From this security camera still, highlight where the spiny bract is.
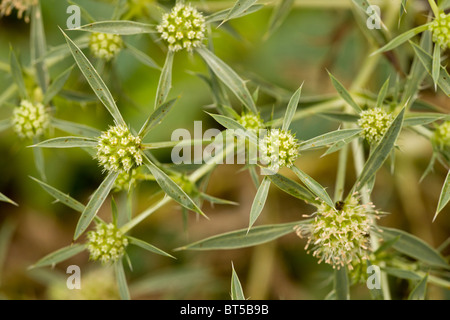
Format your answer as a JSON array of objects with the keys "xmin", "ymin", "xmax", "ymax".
[
  {"xmin": 87, "ymin": 223, "xmax": 128, "ymax": 264},
  {"xmin": 89, "ymin": 32, "xmax": 123, "ymax": 61},
  {"xmin": 295, "ymin": 197, "xmax": 377, "ymax": 270},
  {"xmin": 11, "ymin": 100, "xmax": 50, "ymax": 139},
  {"xmin": 96, "ymin": 125, "xmax": 143, "ymax": 173},
  {"xmin": 156, "ymin": 2, "xmax": 206, "ymax": 52},
  {"xmin": 259, "ymin": 129, "xmax": 300, "ymax": 170},
  {"xmin": 357, "ymin": 107, "xmax": 393, "ymax": 145},
  {"xmin": 429, "ymin": 12, "xmax": 450, "ymax": 49}
]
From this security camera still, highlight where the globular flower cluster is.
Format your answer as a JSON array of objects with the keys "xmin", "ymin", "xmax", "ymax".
[
  {"xmin": 113, "ymin": 168, "xmax": 138, "ymax": 192},
  {"xmin": 11, "ymin": 100, "xmax": 50, "ymax": 139},
  {"xmin": 259, "ymin": 129, "xmax": 300, "ymax": 170},
  {"xmin": 96, "ymin": 125, "xmax": 143, "ymax": 173},
  {"xmin": 357, "ymin": 108, "xmax": 393, "ymax": 145},
  {"xmin": 89, "ymin": 32, "xmax": 123, "ymax": 61},
  {"xmin": 87, "ymin": 223, "xmax": 128, "ymax": 264},
  {"xmin": 156, "ymin": 3, "xmax": 206, "ymax": 52},
  {"xmin": 429, "ymin": 12, "xmax": 450, "ymax": 49},
  {"xmin": 0, "ymin": 0, "xmax": 37, "ymax": 22},
  {"xmin": 295, "ymin": 197, "xmax": 376, "ymax": 269},
  {"xmin": 238, "ymin": 112, "xmax": 264, "ymax": 132},
  {"xmin": 433, "ymin": 121, "xmax": 450, "ymax": 148}
]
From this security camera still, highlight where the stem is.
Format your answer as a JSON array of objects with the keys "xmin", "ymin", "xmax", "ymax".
[
  {"xmin": 428, "ymin": 0, "xmax": 440, "ymax": 17},
  {"xmin": 334, "ymin": 143, "xmax": 348, "ymax": 203}
]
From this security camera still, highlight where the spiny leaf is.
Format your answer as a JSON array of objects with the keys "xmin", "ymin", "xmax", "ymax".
[
  {"xmin": 139, "ymin": 98, "xmax": 177, "ymax": 139},
  {"xmin": 282, "ymin": 83, "xmax": 303, "ymax": 131},
  {"xmin": 31, "ymin": 136, "xmax": 98, "ymax": 148},
  {"xmin": 231, "ymin": 262, "xmax": 245, "ymax": 300},
  {"xmin": 248, "ymin": 177, "xmax": 271, "ymax": 231},
  {"xmin": 403, "ymin": 113, "xmax": 445, "ymax": 127},
  {"xmin": 30, "ymin": 176, "xmax": 85, "ymax": 213},
  {"xmin": 124, "ymin": 42, "xmax": 160, "ymax": 70},
  {"xmin": 43, "ymin": 65, "xmax": 74, "ymax": 105},
  {"xmin": 196, "ymin": 47, "xmax": 257, "ymax": 114},
  {"xmin": 175, "ymin": 220, "xmax": 308, "ymax": 251},
  {"xmin": 50, "ymin": 118, "xmax": 101, "ymax": 138},
  {"xmin": 32, "ymin": 137, "xmax": 46, "ymax": 181},
  {"xmin": 60, "ymin": 28, "xmax": 126, "ymax": 125},
  {"xmin": 328, "ymin": 72, "xmax": 361, "ymax": 113},
  {"xmin": 265, "ymin": 0, "xmax": 294, "ymax": 39},
  {"xmin": 74, "ymin": 171, "xmax": 119, "ymax": 240},
  {"xmin": 115, "ymin": 259, "xmax": 131, "ymax": 300},
  {"xmin": 376, "ymin": 77, "xmax": 390, "ymax": 109},
  {"xmin": 220, "ymin": 0, "xmax": 258, "ymax": 26},
  {"xmin": 266, "ymin": 173, "xmax": 318, "ymax": 205},
  {"xmin": 206, "ymin": 4, "xmax": 263, "ymax": 23},
  {"xmin": 0, "ymin": 192, "xmax": 17, "ymax": 206},
  {"xmin": 377, "ymin": 227, "xmax": 449, "ymax": 270},
  {"xmin": 408, "ymin": 274, "xmax": 428, "ymax": 300},
  {"xmin": 154, "ymin": 51, "xmax": 174, "ymax": 109},
  {"xmin": 31, "ymin": 3, "xmax": 49, "ymax": 92},
  {"xmin": 29, "ymin": 244, "xmax": 85, "ymax": 269},
  {"xmin": 433, "ymin": 170, "xmax": 450, "ymax": 222},
  {"xmin": 292, "ymin": 166, "xmax": 334, "ymax": 208},
  {"xmin": 74, "ymin": 20, "xmax": 155, "ymax": 34},
  {"xmin": 298, "ymin": 128, "xmax": 362, "ymax": 151},
  {"xmin": 9, "ymin": 47, "xmax": 28, "ymax": 100},
  {"xmin": 128, "ymin": 236, "xmax": 175, "ymax": 259},
  {"xmin": 207, "ymin": 113, "xmax": 258, "ymax": 146}
]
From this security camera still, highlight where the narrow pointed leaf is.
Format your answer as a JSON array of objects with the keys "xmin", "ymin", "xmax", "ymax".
[
  {"xmin": 196, "ymin": 47, "xmax": 257, "ymax": 113},
  {"xmin": 31, "ymin": 3, "xmax": 49, "ymax": 92},
  {"xmin": 248, "ymin": 177, "xmax": 271, "ymax": 230},
  {"xmin": 220, "ymin": 0, "xmax": 258, "ymax": 26},
  {"xmin": 206, "ymin": 4, "xmax": 263, "ymax": 23},
  {"xmin": 155, "ymin": 51, "xmax": 174, "ymax": 109},
  {"xmin": 43, "ymin": 65, "xmax": 74, "ymax": 105},
  {"xmin": 432, "ymin": 45, "xmax": 441, "ymax": 91},
  {"xmin": 32, "ymin": 137, "xmax": 46, "ymax": 181},
  {"xmin": 60, "ymin": 28, "xmax": 126, "ymax": 125},
  {"xmin": 231, "ymin": 262, "xmax": 245, "ymax": 300},
  {"xmin": 376, "ymin": 77, "xmax": 390, "ymax": 109},
  {"xmin": 377, "ymin": 227, "xmax": 449, "ymax": 269},
  {"xmin": 298, "ymin": 128, "xmax": 362, "ymax": 151},
  {"xmin": 115, "ymin": 260, "xmax": 131, "ymax": 300},
  {"xmin": 9, "ymin": 48, "xmax": 28, "ymax": 100},
  {"xmin": 334, "ymin": 268, "xmax": 350, "ymax": 300},
  {"xmin": 176, "ymin": 220, "xmax": 309, "ymax": 251},
  {"xmin": 143, "ymin": 156, "xmax": 207, "ymax": 218},
  {"xmin": 266, "ymin": 0, "xmax": 294, "ymax": 39},
  {"xmin": 354, "ymin": 108, "xmax": 405, "ymax": 191},
  {"xmin": 371, "ymin": 24, "xmax": 430, "ymax": 55},
  {"xmin": 328, "ymin": 72, "xmax": 361, "ymax": 113},
  {"xmin": 200, "ymin": 192, "xmax": 238, "ymax": 206},
  {"xmin": 32, "ymin": 136, "xmax": 98, "ymax": 148},
  {"xmin": 128, "ymin": 236, "xmax": 175, "ymax": 259},
  {"xmin": 207, "ymin": 113, "xmax": 257, "ymax": 145},
  {"xmin": 0, "ymin": 192, "xmax": 17, "ymax": 206},
  {"xmin": 282, "ymin": 84, "xmax": 303, "ymax": 131},
  {"xmin": 74, "ymin": 21, "xmax": 155, "ymax": 34},
  {"xmin": 404, "ymin": 113, "xmax": 445, "ymax": 127},
  {"xmin": 30, "ymin": 244, "xmax": 85, "ymax": 269},
  {"xmin": 51, "ymin": 118, "xmax": 101, "ymax": 138},
  {"xmin": 30, "ymin": 176, "xmax": 85, "ymax": 213},
  {"xmin": 292, "ymin": 166, "xmax": 334, "ymax": 208},
  {"xmin": 381, "ymin": 267, "xmax": 422, "ymax": 281},
  {"xmin": 267, "ymin": 173, "xmax": 318, "ymax": 205},
  {"xmin": 139, "ymin": 98, "xmax": 177, "ymax": 139},
  {"xmin": 408, "ymin": 274, "xmax": 428, "ymax": 300},
  {"xmin": 125, "ymin": 43, "xmax": 160, "ymax": 70},
  {"xmin": 411, "ymin": 41, "xmax": 450, "ymax": 96},
  {"xmin": 433, "ymin": 170, "xmax": 450, "ymax": 222},
  {"xmin": 74, "ymin": 171, "xmax": 119, "ymax": 240}
]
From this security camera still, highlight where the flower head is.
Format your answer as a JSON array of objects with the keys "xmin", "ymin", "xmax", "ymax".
[
  {"xmin": 429, "ymin": 12, "xmax": 450, "ymax": 49},
  {"xmin": 0, "ymin": 0, "xmax": 37, "ymax": 22},
  {"xmin": 295, "ymin": 197, "xmax": 377, "ymax": 269},
  {"xmin": 259, "ymin": 129, "xmax": 300, "ymax": 170},
  {"xmin": 96, "ymin": 125, "xmax": 143, "ymax": 173},
  {"xmin": 433, "ymin": 121, "xmax": 450, "ymax": 149},
  {"xmin": 87, "ymin": 223, "xmax": 128, "ymax": 264},
  {"xmin": 11, "ymin": 100, "xmax": 50, "ymax": 139},
  {"xmin": 357, "ymin": 107, "xmax": 393, "ymax": 145},
  {"xmin": 89, "ymin": 32, "xmax": 123, "ymax": 61},
  {"xmin": 238, "ymin": 112, "xmax": 264, "ymax": 132},
  {"xmin": 156, "ymin": 2, "xmax": 206, "ymax": 52}
]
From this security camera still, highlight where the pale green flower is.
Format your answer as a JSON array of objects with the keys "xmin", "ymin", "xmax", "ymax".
[
  {"xmin": 156, "ymin": 2, "xmax": 206, "ymax": 52},
  {"xmin": 87, "ymin": 223, "xmax": 129, "ymax": 264},
  {"xmin": 96, "ymin": 125, "xmax": 143, "ymax": 173},
  {"xmin": 11, "ymin": 100, "xmax": 50, "ymax": 139},
  {"xmin": 433, "ymin": 121, "xmax": 450, "ymax": 148},
  {"xmin": 259, "ymin": 129, "xmax": 300, "ymax": 170},
  {"xmin": 89, "ymin": 32, "xmax": 123, "ymax": 61},
  {"xmin": 357, "ymin": 107, "xmax": 393, "ymax": 145},
  {"xmin": 237, "ymin": 112, "xmax": 264, "ymax": 132},
  {"xmin": 429, "ymin": 12, "xmax": 450, "ymax": 49}
]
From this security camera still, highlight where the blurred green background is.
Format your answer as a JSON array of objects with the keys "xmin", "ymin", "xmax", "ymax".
[{"xmin": 0, "ymin": 0, "xmax": 448, "ymax": 299}]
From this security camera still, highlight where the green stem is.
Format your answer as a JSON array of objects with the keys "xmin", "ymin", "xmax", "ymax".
[
  {"xmin": 334, "ymin": 143, "xmax": 348, "ymax": 203},
  {"xmin": 428, "ymin": 0, "xmax": 440, "ymax": 17}
]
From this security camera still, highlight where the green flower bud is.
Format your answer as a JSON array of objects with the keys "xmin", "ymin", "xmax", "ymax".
[
  {"xmin": 429, "ymin": 12, "xmax": 450, "ymax": 49},
  {"xmin": 357, "ymin": 108, "xmax": 393, "ymax": 145},
  {"xmin": 238, "ymin": 112, "xmax": 264, "ymax": 132},
  {"xmin": 259, "ymin": 129, "xmax": 300, "ymax": 170}
]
